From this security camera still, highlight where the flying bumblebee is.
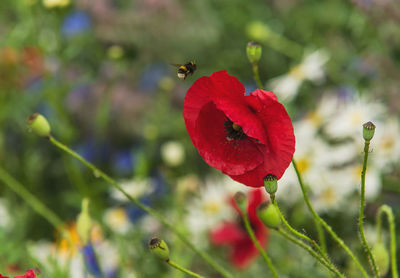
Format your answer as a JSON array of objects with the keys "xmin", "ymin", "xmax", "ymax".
[{"xmin": 171, "ymin": 61, "xmax": 197, "ymax": 80}]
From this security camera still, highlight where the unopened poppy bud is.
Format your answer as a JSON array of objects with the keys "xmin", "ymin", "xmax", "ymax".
[
  {"xmin": 264, "ymin": 174, "xmax": 277, "ymax": 195},
  {"xmin": 148, "ymin": 237, "xmax": 170, "ymax": 261},
  {"xmin": 77, "ymin": 198, "xmax": 92, "ymax": 245},
  {"xmin": 233, "ymin": 191, "xmax": 247, "ymax": 212},
  {"xmin": 257, "ymin": 202, "xmax": 281, "ymax": 229},
  {"xmin": 246, "ymin": 41, "xmax": 262, "ymax": 64},
  {"xmin": 27, "ymin": 113, "xmax": 51, "ymax": 137},
  {"xmin": 362, "ymin": 121, "xmax": 376, "ymax": 142},
  {"xmin": 372, "ymin": 242, "xmax": 389, "ymax": 276}
]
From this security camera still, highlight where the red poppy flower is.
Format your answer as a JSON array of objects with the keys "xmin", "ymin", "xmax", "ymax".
[
  {"xmin": 0, "ymin": 269, "xmax": 37, "ymax": 278},
  {"xmin": 183, "ymin": 71, "xmax": 295, "ymax": 187},
  {"xmin": 14, "ymin": 270, "xmax": 37, "ymax": 278},
  {"xmin": 210, "ymin": 188, "xmax": 269, "ymax": 268}
]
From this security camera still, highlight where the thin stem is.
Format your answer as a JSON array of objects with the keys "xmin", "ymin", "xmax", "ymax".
[
  {"xmin": 241, "ymin": 211, "xmax": 279, "ymax": 277},
  {"xmin": 359, "ymin": 141, "xmax": 380, "ymax": 277},
  {"xmin": 270, "ymin": 195, "xmax": 329, "ymax": 264},
  {"xmin": 276, "ymin": 228, "xmax": 345, "ymax": 278},
  {"xmin": 376, "ymin": 205, "xmax": 398, "ymax": 278},
  {"xmin": 291, "ymin": 160, "xmax": 327, "ymax": 255},
  {"xmin": 0, "ymin": 166, "xmax": 64, "ymax": 230},
  {"xmin": 47, "ymin": 136, "xmax": 233, "ymax": 278},
  {"xmin": 167, "ymin": 260, "xmax": 205, "ymax": 278},
  {"xmin": 292, "ymin": 159, "xmax": 370, "ymax": 278},
  {"xmin": 0, "ymin": 166, "xmax": 73, "ymax": 248},
  {"xmin": 252, "ymin": 63, "xmax": 265, "ymax": 90}
]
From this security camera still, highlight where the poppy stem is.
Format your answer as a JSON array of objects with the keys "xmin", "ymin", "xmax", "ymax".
[
  {"xmin": 359, "ymin": 141, "xmax": 380, "ymax": 277},
  {"xmin": 252, "ymin": 63, "xmax": 265, "ymax": 90},
  {"xmin": 291, "ymin": 159, "xmax": 370, "ymax": 278},
  {"xmin": 241, "ymin": 210, "xmax": 279, "ymax": 277},
  {"xmin": 275, "ymin": 228, "xmax": 345, "ymax": 277},
  {"xmin": 270, "ymin": 195, "xmax": 330, "ymax": 265},
  {"xmin": 376, "ymin": 205, "xmax": 398, "ymax": 278},
  {"xmin": 167, "ymin": 260, "xmax": 205, "ymax": 278},
  {"xmin": 47, "ymin": 136, "xmax": 234, "ymax": 278},
  {"xmin": 0, "ymin": 166, "xmax": 73, "ymax": 250}
]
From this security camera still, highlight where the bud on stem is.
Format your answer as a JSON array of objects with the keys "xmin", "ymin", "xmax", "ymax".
[
  {"xmin": 264, "ymin": 174, "xmax": 278, "ymax": 196},
  {"xmin": 246, "ymin": 41, "xmax": 262, "ymax": 64},
  {"xmin": 148, "ymin": 237, "xmax": 170, "ymax": 261},
  {"xmin": 257, "ymin": 202, "xmax": 281, "ymax": 229},
  {"xmin": 362, "ymin": 121, "xmax": 376, "ymax": 142},
  {"xmin": 27, "ymin": 113, "xmax": 51, "ymax": 138},
  {"xmin": 77, "ymin": 198, "xmax": 92, "ymax": 245},
  {"xmin": 233, "ymin": 191, "xmax": 247, "ymax": 212}
]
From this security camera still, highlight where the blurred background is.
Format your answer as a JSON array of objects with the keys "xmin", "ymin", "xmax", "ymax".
[{"xmin": 0, "ymin": 0, "xmax": 399, "ymax": 277}]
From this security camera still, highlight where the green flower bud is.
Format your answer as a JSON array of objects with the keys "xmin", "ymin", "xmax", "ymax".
[
  {"xmin": 233, "ymin": 191, "xmax": 247, "ymax": 212},
  {"xmin": 27, "ymin": 113, "xmax": 51, "ymax": 138},
  {"xmin": 372, "ymin": 242, "xmax": 389, "ymax": 276},
  {"xmin": 246, "ymin": 41, "xmax": 262, "ymax": 64},
  {"xmin": 363, "ymin": 121, "xmax": 376, "ymax": 142},
  {"xmin": 77, "ymin": 198, "xmax": 92, "ymax": 245},
  {"xmin": 257, "ymin": 202, "xmax": 281, "ymax": 229},
  {"xmin": 264, "ymin": 174, "xmax": 278, "ymax": 195},
  {"xmin": 148, "ymin": 237, "xmax": 170, "ymax": 261}
]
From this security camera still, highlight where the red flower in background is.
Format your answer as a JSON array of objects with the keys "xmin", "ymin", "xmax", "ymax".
[
  {"xmin": 183, "ymin": 71, "xmax": 295, "ymax": 187},
  {"xmin": 0, "ymin": 269, "xmax": 37, "ymax": 278},
  {"xmin": 14, "ymin": 270, "xmax": 37, "ymax": 278},
  {"xmin": 210, "ymin": 189, "xmax": 269, "ymax": 268}
]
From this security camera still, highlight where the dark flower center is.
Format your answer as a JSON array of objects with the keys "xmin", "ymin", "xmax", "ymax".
[{"xmin": 224, "ymin": 118, "xmax": 247, "ymax": 141}]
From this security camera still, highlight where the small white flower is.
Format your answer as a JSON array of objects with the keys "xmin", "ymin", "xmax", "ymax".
[
  {"xmin": 160, "ymin": 141, "xmax": 185, "ymax": 167},
  {"xmin": 271, "ymin": 50, "xmax": 330, "ymax": 100},
  {"xmin": 185, "ymin": 176, "xmax": 242, "ymax": 244},
  {"xmin": 110, "ymin": 178, "xmax": 154, "ymax": 202},
  {"xmin": 324, "ymin": 96, "xmax": 385, "ymax": 139},
  {"xmin": 103, "ymin": 207, "xmax": 132, "ymax": 234}
]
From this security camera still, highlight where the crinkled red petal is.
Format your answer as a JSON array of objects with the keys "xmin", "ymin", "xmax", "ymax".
[{"xmin": 195, "ymin": 102, "xmax": 263, "ymax": 175}]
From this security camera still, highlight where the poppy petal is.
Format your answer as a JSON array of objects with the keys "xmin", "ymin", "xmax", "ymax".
[{"xmin": 195, "ymin": 102, "xmax": 263, "ymax": 175}]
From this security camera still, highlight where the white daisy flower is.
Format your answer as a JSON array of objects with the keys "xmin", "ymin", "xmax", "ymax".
[
  {"xmin": 110, "ymin": 178, "xmax": 155, "ymax": 202},
  {"xmin": 160, "ymin": 140, "xmax": 185, "ymax": 167},
  {"xmin": 271, "ymin": 50, "xmax": 330, "ymax": 101},
  {"xmin": 103, "ymin": 207, "xmax": 132, "ymax": 234}
]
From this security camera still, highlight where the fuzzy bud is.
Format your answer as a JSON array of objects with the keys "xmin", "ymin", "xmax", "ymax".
[
  {"xmin": 264, "ymin": 174, "xmax": 278, "ymax": 195},
  {"xmin": 372, "ymin": 242, "xmax": 389, "ymax": 276},
  {"xmin": 233, "ymin": 191, "xmax": 247, "ymax": 212},
  {"xmin": 148, "ymin": 237, "xmax": 170, "ymax": 261},
  {"xmin": 362, "ymin": 121, "xmax": 376, "ymax": 142},
  {"xmin": 257, "ymin": 202, "xmax": 281, "ymax": 229},
  {"xmin": 77, "ymin": 198, "xmax": 92, "ymax": 245},
  {"xmin": 27, "ymin": 113, "xmax": 51, "ymax": 137},
  {"xmin": 246, "ymin": 41, "xmax": 262, "ymax": 64}
]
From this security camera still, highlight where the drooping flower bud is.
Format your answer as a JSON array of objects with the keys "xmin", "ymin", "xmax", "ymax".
[
  {"xmin": 148, "ymin": 237, "xmax": 170, "ymax": 261},
  {"xmin": 77, "ymin": 198, "xmax": 92, "ymax": 245},
  {"xmin": 372, "ymin": 242, "xmax": 389, "ymax": 276},
  {"xmin": 233, "ymin": 191, "xmax": 247, "ymax": 212},
  {"xmin": 362, "ymin": 121, "xmax": 376, "ymax": 142},
  {"xmin": 27, "ymin": 113, "xmax": 51, "ymax": 138},
  {"xmin": 257, "ymin": 202, "xmax": 281, "ymax": 229},
  {"xmin": 246, "ymin": 41, "xmax": 262, "ymax": 64},
  {"xmin": 264, "ymin": 174, "xmax": 278, "ymax": 195}
]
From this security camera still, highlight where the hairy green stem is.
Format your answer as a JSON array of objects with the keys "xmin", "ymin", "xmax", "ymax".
[
  {"xmin": 241, "ymin": 210, "xmax": 279, "ymax": 277},
  {"xmin": 276, "ymin": 228, "xmax": 345, "ymax": 277},
  {"xmin": 376, "ymin": 205, "xmax": 398, "ymax": 278},
  {"xmin": 270, "ymin": 195, "xmax": 330, "ymax": 265},
  {"xmin": 167, "ymin": 260, "xmax": 205, "ymax": 278},
  {"xmin": 359, "ymin": 141, "xmax": 380, "ymax": 277},
  {"xmin": 252, "ymin": 63, "xmax": 265, "ymax": 90},
  {"xmin": 291, "ymin": 159, "xmax": 369, "ymax": 278},
  {"xmin": 291, "ymin": 160, "xmax": 328, "ymax": 255},
  {"xmin": 48, "ymin": 136, "xmax": 233, "ymax": 278}
]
